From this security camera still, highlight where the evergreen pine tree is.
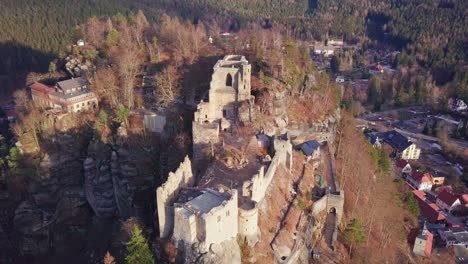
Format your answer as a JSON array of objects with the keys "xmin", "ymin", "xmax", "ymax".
[{"xmin": 125, "ymin": 226, "xmax": 154, "ymax": 264}]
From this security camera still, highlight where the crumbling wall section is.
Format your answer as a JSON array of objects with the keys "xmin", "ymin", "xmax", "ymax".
[
  {"xmin": 251, "ymin": 137, "xmax": 293, "ymax": 203},
  {"xmin": 192, "ymin": 122, "xmax": 220, "ymax": 162},
  {"xmin": 156, "ymin": 156, "xmax": 194, "ymax": 238}
]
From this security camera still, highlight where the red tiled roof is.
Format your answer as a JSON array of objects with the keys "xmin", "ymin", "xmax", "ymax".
[
  {"xmin": 437, "ymin": 190, "xmax": 459, "ymax": 206},
  {"xmin": 410, "ymin": 171, "xmax": 432, "ymax": 184},
  {"xmin": 413, "ymin": 191, "xmax": 445, "ymax": 223},
  {"xmin": 396, "ymin": 159, "xmax": 409, "ymax": 169},
  {"xmin": 435, "ymin": 185, "xmax": 453, "ymax": 194},
  {"xmin": 413, "ymin": 190, "xmax": 426, "ymax": 200},
  {"xmin": 425, "ymin": 230, "xmax": 433, "ymax": 257},
  {"xmin": 30, "ymin": 82, "xmax": 54, "ymax": 97},
  {"xmin": 461, "ymin": 194, "xmax": 468, "ymax": 205}
]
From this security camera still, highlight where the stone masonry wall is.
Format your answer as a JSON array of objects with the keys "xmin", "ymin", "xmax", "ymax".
[
  {"xmin": 251, "ymin": 137, "xmax": 292, "ymax": 203},
  {"xmin": 156, "ymin": 156, "xmax": 194, "ymax": 238}
]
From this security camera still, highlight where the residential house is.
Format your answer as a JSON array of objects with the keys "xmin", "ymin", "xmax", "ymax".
[
  {"xmin": 365, "ymin": 132, "xmax": 382, "ymax": 148},
  {"xmin": 30, "ymin": 82, "xmax": 55, "ymax": 108},
  {"xmin": 369, "ymin": 64, "xmax": 384, "ymax": 74},
  {"xmin": 30, "ymin": 77, "xmax": 98, "ymax": 113},
  {"xmin": 300, "ymin": 140, "xmax": 321, "ymax": 161},
  {"xmin": 335, "ymin": 76, "xmax": 345, "ymax": 83},
  {"xmin": 438, "ymin": 228, "xmax": 468, "ymax": 247},
  {"xmin": 429, "ymin": 171, "xmax": 446, "ymax": 186},
  {"xmin": 448, "ymin": 98, "xmax": 468, "ymax": 112},
  {"xmin": 436, "ymin": 191, "xmax": 462, "ymax": 213},
  {"xmin": 460, "ymin": 194, "xmax": 468, "ymax": 208},
  {"xmin": 328, "ymin": 39, "xmax": 344, "ymax": 46},
  {"xmin": 313, "ymin": 45, "xmax": 334, "ymax": 57},
  {"xmin": 435, "ymin": 185, "xmax": 453, "ymax": 194},
  {"xmin": 413, "ymin": 190, "xmax": 445, "ymax": 224},
  {"xmin": 407, "ymin": 171, "xmax": 433, "ymax": 191},
  {"xmin": 413, "ymin": 223, "xmax": 433, "ymax": 257},
  {"xmin": 396, "ymin": 159, "xmax": 412, "ymax": 175},
  {"xmin": 77, "ymin": 39, "xmax": 85, "ymax": 47},
  {"xmin": 381, "ymin": 130, "xmax": 421, "ymax": 160}
]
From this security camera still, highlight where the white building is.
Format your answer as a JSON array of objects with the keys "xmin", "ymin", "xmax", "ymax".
[
  {"xmin": 173, "ymin": 188, "xmax": 239, "ymax": 248},
  {"xmin": 407, "ymin": 171, "xmax": 433, "ymax": 191}
]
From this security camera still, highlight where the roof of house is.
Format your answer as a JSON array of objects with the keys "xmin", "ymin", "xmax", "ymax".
[
  {"xmin": 413, "ymin": 190, "xmax": 445, "ymax": 223},
  {"xmin": 415, "ymin": 228, "xmax": 433, "ymax": 257},
  {"xmin": 410, "ymin": 171, "xmax": 432, "ymax": 184},
  {"xmin": 301, "ymin": 140, "xmax": 321, "ymax": 157},
  {"xmin": 381, "ymin": 130, "xmax": 413, "ymax": 152},
  {"xmin": 435, "ymin": 185, "xmax": 453, "ymax": 194},
  {"xmin": 439, "ymin": 228, "xmax": 468, "ymax": 243},
  {"xmin": 57, "ymin": 77, "xmax": 88, "ymax": 92},
  {"xmin": 396, "ymin": 159, "xmax": 410, "ymax": 169},
  {"xmin": 461, "ymin": 194, "xmax": 468, "ymax": 205},
  {"xmin": 437, "ymin": 190, "xmax": 460, "ymax": 206},
  {"xmin": 365, "ymin": 132, "xmax": 381, "ymax": 145},
  {"xmin": 30, "ymin": 82, "xmax": 54, "ymax": 94}
]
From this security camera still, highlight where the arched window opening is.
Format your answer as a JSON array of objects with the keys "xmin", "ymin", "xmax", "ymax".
[{"xmin": 226, "ymin": 73, "xmax": 233, "ymax": 87}]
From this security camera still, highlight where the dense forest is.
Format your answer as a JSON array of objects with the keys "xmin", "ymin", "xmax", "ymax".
[{"xmin": 0, "ymin": 0, "xmax": 466, "ymax": 92}]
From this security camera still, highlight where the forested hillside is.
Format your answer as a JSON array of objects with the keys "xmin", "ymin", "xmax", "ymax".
[
  {"xmin": 0, "ymin": 0, "xmax": 134, "ymax": 74},
  {"xmin": 0, "ymin": 0, "xmax": 466, "ymax": 88}
]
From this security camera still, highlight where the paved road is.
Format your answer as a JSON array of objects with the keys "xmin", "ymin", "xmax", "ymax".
[{"xmin": 356, "ymin": 118, "xmax": 468, "ymax": 150}]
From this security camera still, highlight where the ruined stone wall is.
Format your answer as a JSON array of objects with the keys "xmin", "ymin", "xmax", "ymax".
[
  {"xmin": 251, "ymin": 137, "xmax": 293, "ymax": 203},
  {"xmin": 192, "ymin": 122, "xmax": 220, "ymax": 162},
  {"xmin": 156, "ymin": 156, "xmax": 194, "ymax": 238},
  {"xmin": 173, "ymin": 207, "xmax": 197, "ymax": 244},
  {"xmin": 200, "ymin": 189, "xmax": 238, "ymax": 248}
]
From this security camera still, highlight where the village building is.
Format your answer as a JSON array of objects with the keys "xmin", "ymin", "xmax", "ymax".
[
  {"xmin": 300, "ymin": 140, "xmax": 321, "ymax": 161},
  {"xmin": 448, "ymin": 98, "xmax": 468, "ymax": 112},
  {"xmin": 438, "ymin": 228, "xmax": 468, "ymax": 247},
  {"xmin": 437, "ymin": 191, "xmax": 462, "ymax": 213},
  {"xmin": 407, "ymin": 171, "xmax": 433, "ymax": 191},
  {"xmin": 429, "ymin": 171, "xmax": 446, "ymax": 186},
  {"xmin": 30, "ymin": 77, "xmax": 98, "ymax": 113},
  {"xmin": 368, "ymin": 64, "xmax": 384, "ymax": 74},
  {"xmin": 365, "ymin": 132, "xmax": 383, "ymax": 148},
  {"xmin": 77, "ymin": 39, "xmax": 85, "ymax": 47},
  {"xmin": 413, "ymin": 190, "xmax": 445, "ymax": 224},
  {"xmin": 313, "ymin": 45, "xmax": 335, "ymax": 57},
  {"xmin": 328, "ymin": 39, "xmax": 344, "ymax": 46},
  {"xmin": 335, "ymin": 76, "xmax": 345, "ymax": 83},
  {"xmin": 396, "ymin": 159, "xmax": 412, "ymax": 175},
  {"xmin": 413, "ymin": 223, "xmax": 433, "ymax": 257},
  {"xmin": 381, "ymin": 130, "xmax": 421, "ymax": 160}
]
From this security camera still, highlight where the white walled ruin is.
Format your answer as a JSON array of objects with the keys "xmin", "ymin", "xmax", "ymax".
[{"xmin": 156, "ymin": 156, "xmax": 195, "ymax": 238}]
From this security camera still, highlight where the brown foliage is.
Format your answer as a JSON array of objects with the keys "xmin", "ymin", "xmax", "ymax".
[
  {"xmin": 158, "ymin": 15, "xmax": 208, "ymax": 64},
  {"xmin": 155, "ymin": 64, "xmax": 180, "ymax": 107},
  {"xmin": 336, "ymin": 112, "xmax": 411, "ymax": 262},
  {"xmin": 103, "ymin": 251, "xmax": 115, "ymax": 264}
]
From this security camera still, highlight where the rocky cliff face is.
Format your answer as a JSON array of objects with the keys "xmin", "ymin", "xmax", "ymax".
[
  {"xmin": 84, "ymin": 129, "xmax": 154, "ymax": 221},
  {"xmin": 9, "ymin": 128, "xmax": 156, "ymax": 260},
  {"xmin": 12, "ymin": 133, "xmax": 92, "ymax": 258}
]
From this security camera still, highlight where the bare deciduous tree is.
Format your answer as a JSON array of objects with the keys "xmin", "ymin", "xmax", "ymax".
[{"xmin": 155, "ymin": 64, "xmax": 179, "ymax": 107}]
